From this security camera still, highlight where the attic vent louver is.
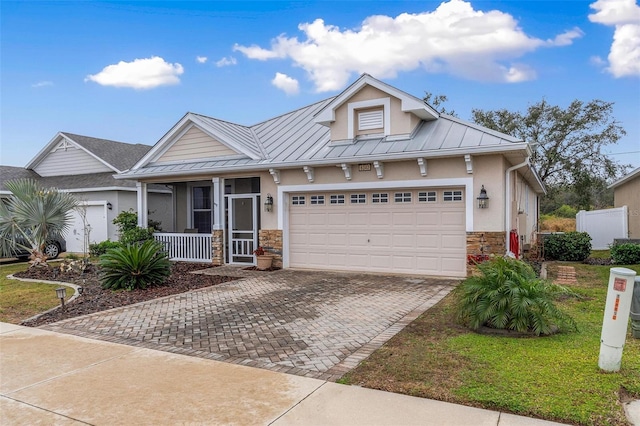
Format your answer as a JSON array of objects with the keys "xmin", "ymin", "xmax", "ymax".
[{"xmin": 358, "ymin": 110, "xmax": 383, "ymax": 130}]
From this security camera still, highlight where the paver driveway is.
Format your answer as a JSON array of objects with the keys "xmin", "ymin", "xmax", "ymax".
[{"xmin": 42, "ymin": 267, "xmax": 458, "ymax": 381}]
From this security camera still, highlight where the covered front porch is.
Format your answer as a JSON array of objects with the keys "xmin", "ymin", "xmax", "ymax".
[{"xmin": 136, "ymin": 176, "xmax": 277, "ymax": 265}]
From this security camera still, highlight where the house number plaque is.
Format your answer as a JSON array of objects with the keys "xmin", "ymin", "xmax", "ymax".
[{"xmin": 358, "ymin": 163, "xmax": 372, "ymax": 172}]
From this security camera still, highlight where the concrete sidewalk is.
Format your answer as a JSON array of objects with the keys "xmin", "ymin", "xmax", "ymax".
[{"xmin": 0, "ymin": 323, "xmax": 568, "ymax": 426}]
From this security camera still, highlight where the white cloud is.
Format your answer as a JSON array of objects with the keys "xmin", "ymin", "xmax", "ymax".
[
  {"xmin": 31, "ymin": 81, "xmax": 53, "ymax": 88},
  {"xmin": 233, "ymin": 0, "xmax": 582, "ymax": 91},
  {"xmin": 589, "ymin": 0, "xmax": 640, "ymax": 77},
  {"xmin": 215, "ymin": 56, "xmax": 237, "ymax": 67},
  {"xmin": 85, "ymin": 56, "xmax": 184, "ymax": 89},
  {"xmin": 196, "ymin": 56, "xmax": 208, "ymax": 64},
  {"xmin": 271, "ymin": 72, "xmax": 300, "ymax": 95}
]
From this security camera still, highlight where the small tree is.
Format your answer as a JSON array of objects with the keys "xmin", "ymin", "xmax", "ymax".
[
  {"xmin": 0, "ymin": 179, "xmax": 78, "ymax": 267},
  {"xmin": 112, "ymin": 209, "xmax": 160, "ymax": 245}
]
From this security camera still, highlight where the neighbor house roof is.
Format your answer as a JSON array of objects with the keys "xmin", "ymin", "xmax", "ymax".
[
  {"xmin": 608, "ymin": 166, "xmax": 640, "ymax": 189},
  {"xmin": 25, "ymin": 132, "xmax": 152, "ymax": 173}
]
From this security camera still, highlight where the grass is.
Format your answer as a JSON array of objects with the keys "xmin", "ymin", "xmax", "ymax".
[
  {"xmin": 0, "ymin": 262, "xmax": 74, "ymax": 324},
  {"xmin": 340, "ymin": 262, "xmax": 640, "ymax": 426},
  {"xmin": 540, "ymin": 216, "xmax": 576, "ymax": 232}
]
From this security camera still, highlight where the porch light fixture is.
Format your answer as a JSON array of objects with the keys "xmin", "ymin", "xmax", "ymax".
[
  {"xmin": 55, "ymin": 287, "xmax": 67, "ymax": 309},
  {"xmin": 106, "ymin": 202, "xmax": 113, "ymax": 210},
  {"xmin": 264, "ymin": 194, "xmax": 274, "ymax": 213},
  {"xmin": 77, "ymin": 286, "xmax": 84, "ymax": 295},
  {"xmin": 477, "ymin": 185, "xmax": 489, "ymax": 209}
]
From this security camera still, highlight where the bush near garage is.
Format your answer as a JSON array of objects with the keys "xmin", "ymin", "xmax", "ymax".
[
  {"xmin": 610, "ymin": 243, "xmax": 640, "ymax": 265},
  {"xmin": 543, "ymin": 232, "xmax": 592, "ymax": 261}
]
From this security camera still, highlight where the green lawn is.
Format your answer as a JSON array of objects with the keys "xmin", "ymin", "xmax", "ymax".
[
  {"xmin": 340, "ymin": 262, "xmax": 640, "ymax": 426},
  {"xmin": 0, "ymin": 262, "xmax": 73, "ymax": 324}
]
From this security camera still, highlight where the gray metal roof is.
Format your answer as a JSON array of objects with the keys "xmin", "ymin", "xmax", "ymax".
[
  {"xmin": 62, "ymin": 132, "xmax": 152, "ymax": 172},
  {"xmin": 122, "ymin": 97, "xmax": 526, "ymax": 180}
]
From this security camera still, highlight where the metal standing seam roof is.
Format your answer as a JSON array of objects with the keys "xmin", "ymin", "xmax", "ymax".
[{"xmin": 120, "ymin": 96, "xmax": 527, "ymax": 179}]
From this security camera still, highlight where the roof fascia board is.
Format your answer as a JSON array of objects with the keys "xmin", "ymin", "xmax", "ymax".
[
  {"xmin": 116, "ymin": 143, "xmax": 531, "ymax": 180},
  {"xmin": 608, "ymin": 166, "xmax": 640, "ymax": 189},
  {"xmin": 131, "ymin": 113, "xmax": 193, "ymax": 170},
  {"xmin": 314, "ymin": 74, "xmax": 439, "ymax": 125},
  {"xmin": 189, "ymin": 115, "xmax": 262, "ymax": 160}
]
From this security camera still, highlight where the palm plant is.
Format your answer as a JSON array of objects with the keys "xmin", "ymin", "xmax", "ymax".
[
  {"xmin": 99, "ymin": 240, "xmax": 171, "ymax": 291},
  {"xmin": 0, "ymin": 179, "xmax": 78, "ymax": 267},
  {"xmin": 456, "ymin": 257, "xmax": 577, "ymax": 336}
]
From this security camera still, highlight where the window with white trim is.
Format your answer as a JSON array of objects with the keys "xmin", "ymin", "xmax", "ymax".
[
  {"xmin": 191, "ymin": 186, "xmax": 212, "ymax": 233},
  {"xmin": 310, "ymin": 195, "xmax": 325, "ymax": 205},
  {"xmin": 291, "ymin": 195, "xmax": 306, "ymax": 205},
  {"xmin": 358, "ymin": 109, "xmax": 384, "ymax": 131},
  {"xmin": 350, "ymin": 193, "xmax": 367, "ymax": 204},
  {"xmin": 394, "ymin": 192, "xmax": 412, "ymax": 203},
  {"xmin": 443, "ymin": 190, "xmax": 463, "ymax": 202},
  {"xmin": 372, "ymin": 193, "xmax": 389, "ymax": 203},
  {"xmin": 418, "ymin": 191, "xmax": 437, "ymax": 202},
  {"xmin": 330, "ymin": 194, "xmax": 345, "ymax": 205}
]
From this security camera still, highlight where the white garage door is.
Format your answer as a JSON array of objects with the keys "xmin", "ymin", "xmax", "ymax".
[
  {"xmin": 65, "ymin": 204, "xmax": 109, "ymax": 253},
  {"xmin": 289, "ymin": 189, "xmax": 466, "ymax": 277}
]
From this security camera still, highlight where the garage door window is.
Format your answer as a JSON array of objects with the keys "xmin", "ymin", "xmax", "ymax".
[
  {"xmin": 350, "ymin": 193, "xmax": 367, "ymax": 204},
  {"xmin": 292, "ymin": 195, "xmax": 306, "ymax": 205},
  {"xmin": 418, "ymin": 191, "xmax": 437, "ymax": 202},
  {"xmin": 330, "ymin": 194, "xmax": 345, "ymax": 205},
  {"xmin": 443, "ymin": 190, "xmax": 463, "ymax": 202},
  {"xmin": 310, "ymin": 195, "xmax": 325, "ymax": 205},
  {"xmin": 394, "ymin": 192, "xmax": 412, "ymax": 203},
  {"xmin": 372, "ymin": 193, "xmax": 389, "ymax": 203}
]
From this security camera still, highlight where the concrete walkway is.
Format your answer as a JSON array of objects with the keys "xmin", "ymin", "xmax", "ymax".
[{"xmin": 0, "ymin": 323, "xmax": 569, "ymax": 426}]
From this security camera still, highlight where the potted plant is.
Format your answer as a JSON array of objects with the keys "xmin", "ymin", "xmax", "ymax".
[{"xmin": 253, "ymin": 246, "xmax": 273, "ymax": 270}]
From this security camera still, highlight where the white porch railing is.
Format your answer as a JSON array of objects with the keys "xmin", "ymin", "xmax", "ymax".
[{"xmin": 153, "ymin": 232, "xmax": 213, "ymax": 263}]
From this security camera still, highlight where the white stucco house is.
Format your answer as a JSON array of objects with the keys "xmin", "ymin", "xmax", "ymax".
[
  {"xmin": 0, "ymin": 132, "xmax": 173, "ymax": 253},
  {"xmin": 118, "ymin": 74, "xmax": 544, "ymax": 277}
]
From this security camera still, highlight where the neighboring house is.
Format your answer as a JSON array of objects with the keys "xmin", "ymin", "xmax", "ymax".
[
  {"xmin": 609, "ymin": 166, "xmax": 640, "ymax": 239},
  {"xmin": 1, "ymin": 132, "xmax": 173, "ymax": 253},
  {"xmin": 118, "ymin": 74, "xmax": 544, "ymax": 277}
]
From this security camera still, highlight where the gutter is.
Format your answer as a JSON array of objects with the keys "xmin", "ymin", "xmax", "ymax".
[{"xmin": 505, "ymin": 157, "xmax": 530, "ymax": 256}]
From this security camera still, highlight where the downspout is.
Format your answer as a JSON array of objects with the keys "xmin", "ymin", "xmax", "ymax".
[{"xmin": 505, "ymin": 157, "xmax": 529, "ymax": 255}]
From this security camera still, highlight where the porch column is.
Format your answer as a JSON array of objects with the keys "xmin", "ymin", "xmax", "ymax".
[
  {"xmin": 212, "ymin": 177, "xmax": 223, "ymax": 230},
  {"xmin": 136, "ymin": 181, "xmax": 148, "ymax": 227},
  {"xmin": 211, "ymin": 177, "xmax": 225, "ymax": 265}
]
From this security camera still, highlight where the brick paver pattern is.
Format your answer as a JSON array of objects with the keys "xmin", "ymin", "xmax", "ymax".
[{"xmin": 42, "ymin": 267, "xmax": 457, "ymax": 381}]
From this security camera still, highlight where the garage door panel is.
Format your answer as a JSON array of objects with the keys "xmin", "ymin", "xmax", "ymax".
[
  {"xmin": 441, "ymin": 211, "xmax": 465, "ymax": 226},
  {"xmin": 328, "ymin": 213, "xmax": 348, "ymax": 225},
  {"xmin": 392, "ymin": 234, "xmax": 415, "ymax": 248},
  {"xmin": 289, "ymin": 188, "xmax": 466, "ymax": 277}
]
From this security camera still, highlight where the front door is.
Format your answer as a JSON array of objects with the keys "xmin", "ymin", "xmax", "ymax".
[{"xmin": 226, "ymin": 194, "xmax": 258, "ymax": 264}]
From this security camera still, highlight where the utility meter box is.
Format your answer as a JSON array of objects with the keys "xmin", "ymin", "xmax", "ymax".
[{"xmin": 598, "ymin": 267, "xmax": 637, "ymax": 372}]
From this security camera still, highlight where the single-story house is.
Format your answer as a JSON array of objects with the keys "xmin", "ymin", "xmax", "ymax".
[
  {"xmin": 609, "ymin": 166, "xmax": 640, "ymax": 239},
  {"xmin": 0, "ymin": 132, "xmax": 173, "ymax": 253},
  {"xmin": 118, "ymin": 74, "xmax": 544, "ymax": 277}
]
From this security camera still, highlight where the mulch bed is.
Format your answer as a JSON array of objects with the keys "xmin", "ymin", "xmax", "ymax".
[{"xmin": 16, "ymin": 262, "xmax": 238, "ymax": 327}]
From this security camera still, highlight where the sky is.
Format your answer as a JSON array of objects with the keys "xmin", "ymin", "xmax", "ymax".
[{"xmin": 1, "ymin": 0, "xmax": 639, "ymax": 173}]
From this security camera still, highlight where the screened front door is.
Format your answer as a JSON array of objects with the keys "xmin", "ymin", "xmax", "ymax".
[{"xmin": 227, "ymin": 195, "xmax": 258, "ymax": 264}]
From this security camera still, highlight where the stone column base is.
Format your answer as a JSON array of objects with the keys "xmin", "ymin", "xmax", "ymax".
[
  {"xmin": 212, "ymin": 229, "xmax": 224, "ymax": 266},
  {"xmin": 259, "ymin": 229, "xmax": 283, "ymax": 268}
]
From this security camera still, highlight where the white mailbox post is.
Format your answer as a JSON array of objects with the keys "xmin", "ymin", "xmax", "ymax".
[{"xmin": 598, "ymin": 267, "xmax": 637, "ymax": 372}]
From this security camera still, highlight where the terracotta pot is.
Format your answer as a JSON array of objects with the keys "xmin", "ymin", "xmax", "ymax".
[{"xmin": 256, "ymin": 255, "xmax": 273, "ymax": 270}]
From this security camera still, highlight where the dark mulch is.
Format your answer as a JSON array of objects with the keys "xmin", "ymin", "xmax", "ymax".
[
  {"xmin": 17, "ymin": 262, "xmax": 238, "ymax": 327},
  {"xmin": 243, "ymin": 266, "xmax": 282, "ymax": 272},
  {"xmin": 583, "ymin": 257, "xmax": 614, "ymax": 265}
]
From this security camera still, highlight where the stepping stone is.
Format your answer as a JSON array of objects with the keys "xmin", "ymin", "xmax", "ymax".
[{"xmin": 554, "ymin": 265, "xmax": 577, "ymax": 284}]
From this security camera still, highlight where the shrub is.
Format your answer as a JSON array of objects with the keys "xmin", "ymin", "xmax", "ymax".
[
  {"xmin": 99, "ymin": 240, "xmax": 171, "ymax": 291},
  {"xmin": 553, "ymin": 204, "xmax": 578, "ymax": 218},
  {"xmin": 456, "ymin": 257, "xmax": 577, "ymax": 336},
  {"xmin": 543, "ymin": 232, "xmax": 592, "ymax": 261},
  {"xmin": 89, "ymin": 240, "xmax": 121, "ymax": 257},
  {"xmin": 610, "ymin": 243, "xmax": 640, "ymax": 265},
  {"xmin": 113, "ymin": 210, "xmax": 160, "ymax": 245}
]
